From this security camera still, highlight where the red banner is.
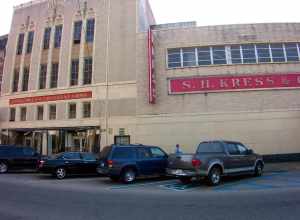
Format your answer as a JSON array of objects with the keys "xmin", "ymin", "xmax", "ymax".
[
  {"xmin": 10, "ymin": 91, "xmax": 92, "ymax": 105},
  {"xmin": 169, "ymin": 73, "xmax": 300, "ymax": 94},
  {"xmin": 148, "ymin": 26, "xmax": 156, "ymax": 104}
]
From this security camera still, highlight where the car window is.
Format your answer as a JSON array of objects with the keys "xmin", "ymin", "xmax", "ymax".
[
  {"xmin": 63, "ymin": 152, "xmax": 81, "ymax": 160},
  {"xmin": 150, "ymin": 147, "xmax": 166, "ymax": 158},
  {"xmin": 99, "ymin": 146, "xmax": 112, "ymax": 159},
  {"xmin": 226, "ymin": 143, "xmax": 240, "ymax": 155},
  {"xmin": 23, "ymin": 148, "xmax": 35, "ymax": 156},
  {"xmin": 112, "ymin": 148, "xmax": 135, "ymax": 159},
  {"xmin": 197, "ymin": 142, "xmax": 224, "ymax": 153},
  {"xmin": 14, "ymin": 148, "xmax": 25, "ymax": 157},
  {"xmin": 137, "ymin": 148, "xmax": 151, "ymax": 159},
  {"xmin": 237, "ymin": 144, "xmax": 248, "ymax": 155},
  {"xmin": 81, "ymin": 153, "xmax": 96, "ymax": 161}
]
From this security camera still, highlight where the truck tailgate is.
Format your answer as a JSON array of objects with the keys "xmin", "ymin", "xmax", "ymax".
[{"xmin": 168, "ymin": 154, "xmax": 194, "ymax": 170}]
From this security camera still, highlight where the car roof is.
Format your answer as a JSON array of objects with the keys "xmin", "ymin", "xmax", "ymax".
[
  {"xmin": 200, "ymin": 140, "xmax": 243, "ymax": 144},
  {"xmin": 112, "ymin": 144, "xmax": 160, "ymax": 148}
]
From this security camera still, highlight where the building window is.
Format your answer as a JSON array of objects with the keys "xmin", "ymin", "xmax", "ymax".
[
  {"xmin": 285, "ymin": 43, "xmax": 299, "ymax": 62},
  {"xmin": 83, "ymin": 57, "xmax": 93, "ymax": 85},
  {"xmin": 22, "ymin": 67, "xmax": 30, "ymax": 91},
  {"xmin": 50, "ymin": 63, "xmax": 59, "ymax": 88},
  {"xmin": 39, "ymin": 64, "xmax": 47, "ymax": 90},
  {"xmin": 167, "ymin": 49, "xmax": 181, "ymax": 68},
  {"xmin": 68, "ymin": 103, "xmax": 77, "ymax": 119},
  {"xmin": 37, "ymin": 106, "xmax": 44, "ymax": 121},
  {"xmin": 114, "ymin": 136, "xmax": 130, "ymax": 145},
  {"xmin": 20, "ymin": 107, "xmax": 27, "ymax": 121},
  {"xmin": 256, "ymin": 44, "xmax": 271, "ymax": 63},
  {"xmin": 271, "ymin": 43, "xmax": 285, "ymax": 62},
  {"xmin": 86, "ymin": 18, "xmax": 95, "ymax": 43},
  {"xmin": 43, "ymin": 27, "xmax": 51, "ymax": 50},
  {"xmin": 26, "ymin": 31, "xmax": 34, "ymax": 54},
  {"xmin": 230, "ymin": 45, "xmax": 242, "ymax": 64},
  {"xmin": 12, "ymin": 69, "xmax": 19, "ymax": 92},
  {"xmin": 83, "ymin": 102, "xmax": 91, "ymax": 118},
  {"xmin": 198, "ymin": 47, "xmax": 211, "ymax": 65},
  {"xmin": 73, "ymin": 21, "xmax": 82, "ymax": 44},
  {"xmin": 70, "ymin": 59, "xmax": 79, "ymax": 86},
  {"xmin": 9, "ymin": 108, "xmax": 16, "ymax": 122},
  {"xmin": 16, "ymin": 33, "xmax": 25, "ymax": 55},
  {"xmin": 212, "ymin": 46, "xmax": 227, "ymax": 65},
  {"xmin": 54, "ymin": 25, "xmax": 63, "ymax": 48},
  {"xmin": 241, "ymin": 44, "xmax": 256, "ymax": 64},
  {"xmin": 49, "ymin": 105, "xmax": 56, "ymax": 120},
  {"xmin": 182, "ymin": 48, "xmax": 196, "ymax": 67}
]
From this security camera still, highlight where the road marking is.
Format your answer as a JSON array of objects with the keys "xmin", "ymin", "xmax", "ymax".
[{"xmin": 110, "ymin": 180, "xmax": 177, "ymax": 190}]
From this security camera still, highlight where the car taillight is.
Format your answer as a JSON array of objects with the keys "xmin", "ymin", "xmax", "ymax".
[
  {"xmin": 107, "ymin": 160, "xmax": 113, "ymax": 168},
  {"xmin": 38, "ymin": 160, "xmax": 45, "ymax": 168},
  {"xmin": 192, "ymin": 159, "xmax": 201, "ymax": 167}
]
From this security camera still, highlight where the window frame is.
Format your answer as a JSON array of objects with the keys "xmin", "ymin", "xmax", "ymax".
[
  {"xmin": 9, "ymin": 108, "xmax": 16, "ymax": 122},
  {"xmin": 50, "ymin": 63, "xmax": 59, "ymax": 88},
  {"xmin": 86, "ymin": 18, "xmax": 95, "ymax": 43},
  {"xmin": 43, "ymin": 27, "xmax": 51, "ymax": 50},
  {"xmin": 82, "ymin": 102, "xmax": 91, "ymax": 118},
  {"xmin": 16, "ymin": 33, "xmax": 25, "ymax": 55},
  {"xmin": 68, "ymin": 103, "xmax": 77, "ymax": 119},
  {"xmin": 20, "ymin": 107, "xmax": 27, "ymax": 122},
  {"xmin": 83, "ymin": 57, "xmax": 93, "ymax": 85},
  {"xmin": 22, "ymin": 67, "xmax": 30, "ymax": 92},
  {"xmin": 36, "ymin": 105, "xmax": 44, "ymax": 121},
  {"xmin": 12, "ymin": 69, "xmax": 19, "ymax": 93},
  {"xmin": 73, "ymin": 21, "xmax": 82, "ymax": 44},
  {"xmin": 26, "ymin": 31, "xmax": 34, "ymax": 54},
  {"xmin": 49, "ymin": 104, "xmax": 57, "ymax": 120},
  {"xmin": 54, "ymin": 25, "xmax": 63, "ymax": 48},
  {"xmin": 39, "ymin": 64, "xmax": 47, "ymax": 90},
  {"xmin": 70, "ymin": 59, "xmax": 79, "ymax": 86}
]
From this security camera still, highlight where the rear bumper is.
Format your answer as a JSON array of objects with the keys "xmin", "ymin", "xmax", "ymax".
[{"xmin": 166, "ymin": 168, "xmax": 207, "ymax": 177}]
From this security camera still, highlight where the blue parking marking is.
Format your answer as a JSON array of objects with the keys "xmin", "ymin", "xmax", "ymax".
[{"xmin": 110, "ymin": 180, "xmax": 176, "ymax": 190}]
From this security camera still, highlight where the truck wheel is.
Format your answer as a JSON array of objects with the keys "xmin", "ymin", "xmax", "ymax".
[
  {"xmin": 55, "ymin": 167, "xmax": 67, "ymax": 180},
  {"xmin": 254, "ymin": 162, "xmax": 264, "ymax": 177},
  {"xmin": 0, "ymin": 162, "xmax": 8, "ymax": 174},
  {"xmin": 179, "ymin": 177, "xmax": 192, "ymax": 184},
  {"xmin": 207, "ymin": 166, "xmax": 222, "ymax": 186},
  {"xmin": 121, "ymin": 168, "xmax": 136, "ymax": 184}
]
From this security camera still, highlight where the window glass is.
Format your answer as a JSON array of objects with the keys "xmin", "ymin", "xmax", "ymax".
[
  {"xmin": 112, "ymin": 148, "xmax": 135, "ymax": 159},
  {"xmin": 14, "ymin": 148, "xmax": 24, "ymax": 157},
  {"xmin": 83, "ymin": 57, "xmax": 93, "ymax": 85},
  {"xmin": 54, "ymin": 25, "xmax": 63, "ymax": 48},
  {"xmin": 43, "ymin": 28, "xmax": 51, "ymax": 50},
  {"xmin": 197, "ymin": 142, "xmax": 224, "ymax": 153},
  {"xmin": 83, "ymin": 102, "xmax": 91, "ymax": 118},
  {"xmin": 168, "ymin": 49, "xmax": 181, "ymax": 68},
  {"xmin": 22, "ymin": 67, "xmax": 29, "ymax": 91},
  {"xmin": 50, "ymin": 63, "xmax": 59, "ymax": 88},
  {"xmin": 37, "ymin": 106, "xmax": 44, "ymax": 121},
  {"xmin": 241, "ymin": 44, "xmax": 256, "ymax": 63},
  {"xmin": 212, "ymin": 46, "xmax": 227, "ymax": 64},
  {"xmin": 198, "ymin": 47, "xmax": 211, "ymax": 65},
  {"xmin": 230, "ymin": 45, "xmax": 242, "ymax": 64},
  {"xmin": 68, "ymin": 103, "xmax": 77, "ymax": 119},
  {"xmin": 23, "ymin": 148, "xmax": 35, "ymax": 156},
  {"xmin": 26, "ymin": 31, "xmax": 34, "ymax": 54},
  {"xmin": 99, "ymin": 146, "xmax": 112, "ymax": 159},
  {"xmin": 86, "ymin": 19, "xmax": 95, "ymax": 43},
  {"xmin": 150, "ymin": 147, "xmax": 165, "ymax": 158},
  {"xmin": 73, "ymin": 21, "xmax": 82, "ymax": 44},
  {"xmin": 256, "ymin": 44, "xmax": 271, "ymax": 63},
  {"xmin": 12, "ymin": 69, "xmax": 19, "ymax": 92},
  {"xmin": 17, "ymin": 33, "xmax": 24, "ymax": 55},
  {"xmin": 182, "ymin": 48, "xmax": 196, "ymax": 67},
  {"xmin": 285, "ymin": 43, "xmax": 299, "ymax": 62},
  {"xmin": 39, "ymin": 64, "xmax": 47, "ymax": 90},
  {"xmin": 9, "ymin": 108, "xmax": 16, "ymax": 122},
  {"xmin": 70, "ymin": 59, "xmax": 79, "ymax": 86},
  {"xmin": 49, "ymin": 105, "xmax": 56, "ymax": 120},
  {"xmin": 137, "ymin": 148, "xmax": 151, "ymax": 159},
  {"xmin": 81, "ymin": 153, "xmax": 96, "ymax": 161},
  {"xmin": 63, "ymin": 152, "xmax": 81, "ymax": 160},
  {"xmin": 20, "ymin": 107, "xmax": 27, "ymax": 121},
  {"xmin": 270, "ymin": 43, "xmax": 285, "ymax": 62},
  {"xmin": 237, "ymin": 144, "xmax": 247, "ymax": 155},
  {"xmin": 227, "ymin": 143, "xmax": 240, "ymax": 155}
]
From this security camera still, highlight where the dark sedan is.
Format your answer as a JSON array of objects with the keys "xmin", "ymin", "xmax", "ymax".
[{"xmin": 38, "ymin": 152, "xmax": 99, "ymax": 179}]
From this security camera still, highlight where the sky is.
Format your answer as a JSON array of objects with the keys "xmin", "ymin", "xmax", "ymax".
[{"xmin": 0, "ymin": 0, "xmax": 300, "ymax": 35}]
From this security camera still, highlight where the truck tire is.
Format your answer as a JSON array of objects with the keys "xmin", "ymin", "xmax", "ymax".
[
  {"xmin": 179, "ymin": 177, "xmax": 192, "ymax": 184},
  {"xmin": 0, "ymin": 162, "xmax": 8, "ymax": 174},
  {"xmin": 121, "ymin": 168, "xmax": 136, "ymax": 184},
  {"xmin": 207, "ymin": 166, "xmax": 222, "ymax": 186}
]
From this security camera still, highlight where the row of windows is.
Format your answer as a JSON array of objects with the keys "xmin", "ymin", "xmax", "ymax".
[
  {"xmin": 73, "ymin": 19, "xmax": 95, "ymax": 44},
  {"xmin": 16, "ymin": 31, "xmax": 34, "ymax": 55},
  {"xmin": 11, "ymin": 57, "xmax": 93, "ymax": 93},
  {"xmin": 9, "ymin": 102, "xmax": 92, "ymax": 122},
  {"xmin": 167, "ymin": 42, "xmax": 300, "ymax": 68},
  {"xmin": 43, "ymin": 25, "xmax": 63, "ymax": 50}
]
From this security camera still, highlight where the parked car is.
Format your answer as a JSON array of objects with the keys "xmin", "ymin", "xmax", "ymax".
[
  {"xmin": 38, "ymin": 152, "xmax": 99, "ymax": 179},
  {"xmin": 97, "ymin": 144, "xmax": 168, "ymax": 183},
  {"xmin": 167, "ymin": 140, "xmax": 264, "ymax": 186},
  {"xmin": 0, "ymin": 145, "xmax": 41, "ymax": 173}
]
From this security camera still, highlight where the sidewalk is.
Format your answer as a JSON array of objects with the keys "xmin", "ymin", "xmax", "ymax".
[{"xmin": 265, "ymin": 162, "xmax": 300, "ymax": 172}]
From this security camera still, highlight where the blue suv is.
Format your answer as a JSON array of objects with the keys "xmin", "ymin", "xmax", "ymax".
[{"xmin": 97, "ymin": 144, "xmax": 168, "ymax": 183}]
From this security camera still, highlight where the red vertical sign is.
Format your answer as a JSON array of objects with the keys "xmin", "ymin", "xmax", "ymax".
[{"xmin": 148, "ymin": 26, "xmax": 156, "ymax": 104}]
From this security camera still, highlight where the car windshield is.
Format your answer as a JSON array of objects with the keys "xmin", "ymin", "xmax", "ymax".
[{"xmin": 99, "ymin": 146, "xmax": 112, "ymax": 159}]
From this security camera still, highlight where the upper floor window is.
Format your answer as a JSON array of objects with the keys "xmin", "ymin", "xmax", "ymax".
[
  {"xmin": 12, "ymin": 69, "xmax": 19, "ymax": 92},
  {"xmin": 39, "ymin": 64, "xmax": 47, "ymax": 90},
  {"xmin": 73, "ymin": 21, "xmax": 82, "ymax": 44},
  {"xmin": 20, "ymin": 107, "xmax": 27, "ymax": 121},
  {"xmin": 16, "ymin": 33, "xmax": 25, "ymax": 55},
  {"xmin": 70, "ymin": 59, "xmax": 79, "ymax": 86},
  {"xmin": 68, "ymin": 103, "xmax": 77, "ymax": 119},
  {"xmin": 9, "ymin": 108, "xmax": 16, "ymax": 122},
  {"xmin": 83, "ymin": 57, "xmax": 93, "ymax": 85},
  {"xmin": 26, "ymin": 31, "xmax": 34, "ymax": 54},
  {"xmin": 43, "ymin": 27, "xmax": 51, "ymax": 50},
  {"xmin": 50, "ymin": 63, "xmax": 59, "ymax": 88},
  {"xmin": 49, "ymin": 104, "xmax": 56, "ymax": 120},
  {"xmin": 54, "ymin": 25, "xmax": 63, "ymax": 48},
  {"xmin": 22, "ymin": 67, "xmax": 30, "ymax": 91},
  {"xmin": 37, "ymin": 106, "xmax": 44, "ymax": 121},
  {"xmin": 86, "ymin": 18, "xmax": 95, "ymax": 43},
  {"xmin": 83, "ymin": 102, "xmax": 91, "ymax": 118},
  {"xmin": 167, "ymin": 42, "xmax": 300, "ymax": 69}
]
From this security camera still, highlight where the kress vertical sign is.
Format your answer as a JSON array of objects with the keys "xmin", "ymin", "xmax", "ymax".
[{"xmin": 148, "ymin": 26, "xmax": 156, "ymax": 104}]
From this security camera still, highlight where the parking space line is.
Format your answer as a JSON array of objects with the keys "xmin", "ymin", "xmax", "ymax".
[{"xmin": 110, "ymin": 180, "xmax": 177, "ymax": 190}]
